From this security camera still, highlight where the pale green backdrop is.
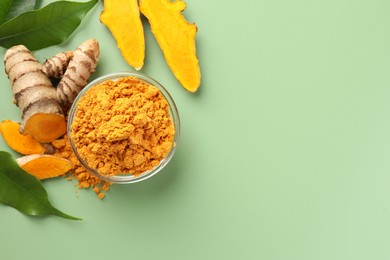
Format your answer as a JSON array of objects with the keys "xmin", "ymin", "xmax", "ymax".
[{"xmin": 1, "ymin": 0, "xmax": 390, "ymax": 259}]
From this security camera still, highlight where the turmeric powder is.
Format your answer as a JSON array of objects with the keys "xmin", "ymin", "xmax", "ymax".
[
  {"xmin": 52, "ymin": 134, "xmax": 110, "ymax": 199},
  {"xmin": 70, "ymin": 76, "xmax": 175, "ymax": 177}
]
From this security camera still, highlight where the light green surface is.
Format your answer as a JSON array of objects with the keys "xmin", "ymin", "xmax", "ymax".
[{"xmin": 1, "ymin": 0, "xmax": 390, "ymax": 259}]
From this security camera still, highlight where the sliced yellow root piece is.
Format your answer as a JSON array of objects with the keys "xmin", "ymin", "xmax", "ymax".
[
  {"xmin": 16, "ymin": 154, "xmax": 72, "ymax": 180},
  {"xmin": 0, "ymin": 120, "xmax": 45, "ymax": 155},
  {"xmin": 100, "ymin": 0, "xmax": 145, "ymax": 70},
  {"xmin": 140, "ymin": 0, "xmax": 201, "ymax": 92},
  {"xmin": 22, "ymin": 113, "xmax": 67, "ymax": 143}
]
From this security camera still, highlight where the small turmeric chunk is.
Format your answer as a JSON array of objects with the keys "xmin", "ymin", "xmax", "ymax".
[
  {"xmin": 97, "ymin": 193, "xmax": 105, "ymax": 200},
  {"xmin": 16, "ymin": 154, "xmax": 72, "ymax": 180},
  {"xmin": 100, "ymin": 0, "xmax": 145, "ymax": 70},
  {"xmin": 139, "ymin": 0, "xmax": 201, "ymax": 92},
  {"xmin": 51, "ymin": 138, "xmax": 66, "ymax": 149},
  {"xmin": 0, "ymin": 120, "xmax": 45, "ymax": 155},
  {"xmin": 93, "ymin": 187, "xmax": 100, "ymax": 194}
]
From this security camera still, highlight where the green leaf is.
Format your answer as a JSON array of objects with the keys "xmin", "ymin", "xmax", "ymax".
[
  {"xmin": 5, "ymin": 0, "xmax": 37, "ymax": 22},
  {"xmin": 0, "ymin": 151, "xmax": 81, "ymax": 220},
  {"xmin": 0, "ymin": 0, "xmax": 14, "ymax": 24},
  {"xmin": 0, "ymin": 0, "xmax": 37, "ymax": 25},
  {"xmin": 0, "ymin": 0, "xmax": 98, "ymax": 51}
]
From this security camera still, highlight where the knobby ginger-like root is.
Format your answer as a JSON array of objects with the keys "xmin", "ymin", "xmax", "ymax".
[
  {"xmin": 140, "ymin": 0, "xmax": 201, "ymax": 92},
  {"xmin": 16, "ymin": 154, "xmax": 72, "ymax": 180},
  {"xmin": 57, "ymin": 39, "xmax": 100, "ymax": 112},
  {"xmin": 4, "ymin": 45, "xmax": 67, "ymax": 143},
  {"xmin": 3, "ymin": 39, "xmax": 100, "ymax": 142},
  {"xmin": 0, "ymin": 120, "xmax": 45, "ymax": 155},
  {"xmin": 43, "ymin": 51, "xmax": 74, "ymax": 78},
  {"xmin": 100, "ymin": 0, "xmax": 145, "ymax": 70}
]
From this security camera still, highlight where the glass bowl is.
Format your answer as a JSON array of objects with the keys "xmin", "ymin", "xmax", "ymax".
[{"xmin": 67, "ymin": 72, "xmax": 180, "ymax": 184}]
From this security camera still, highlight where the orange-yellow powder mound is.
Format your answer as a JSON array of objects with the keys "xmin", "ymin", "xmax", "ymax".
[
  {"xmin": 70, "ymin": 76, "xmax": 175, "ymax": 177},
  {"xmin": 52, "ymin": 135, "xmax": 110, "ymax": 199}
]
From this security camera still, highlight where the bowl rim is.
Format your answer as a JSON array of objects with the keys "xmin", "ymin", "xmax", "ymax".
[{"xmin": 67, "ymin": 71, "xmax": 180, "ymax": 184}]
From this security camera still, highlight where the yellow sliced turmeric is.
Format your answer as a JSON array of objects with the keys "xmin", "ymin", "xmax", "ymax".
[
  {"xmin": 0, "ymin": 120, "xmax": 45, "ymax": 155},
  {"xmin": 16, "ymin": 154, "xmax": 72, "ymax": 180},
  {"xmin": 22, "ymin": 114, "xmax": 67, "ymax": 143},
  {"xmin": 100, "ymin": 0, "xmax": 145, "ymax": 70},
  {"xmin": 140, "ymin": 0, "xmax": 201, "ymax": 92}
]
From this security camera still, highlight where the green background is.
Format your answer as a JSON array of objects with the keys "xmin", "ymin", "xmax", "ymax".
[{"xmin": 1, "ymin": 0, "xmax": 390, "ymax": 259}]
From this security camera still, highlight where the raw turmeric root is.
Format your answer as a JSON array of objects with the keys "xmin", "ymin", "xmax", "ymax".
[
  {"xmin": 56, "ymin": 39, "xmax": 100, "ymax": 111},
  {"xmin": 16, "ymin": 154, "xmax": 72, "ymax": 180},
  {"xmin": 3, "ymin": 39, "xmax": 100, "ymax": 142},
  {"xmin": 4, "ymin": 45, "xmax": 67, "ymax": 143},
  {"xmin": 100, "ymin": 0, "xmax": 145, "ymax": 70},
  {"xmin": 43, "ymin": 51, "xmax": 74, "ymax": 78},
  {"xmin": 0, "ymin": 120, "xmax": 45, "ymax": 155},
  {"xmin": 140, "ymin": 0, "xmax": 201, "ymax": 92}
]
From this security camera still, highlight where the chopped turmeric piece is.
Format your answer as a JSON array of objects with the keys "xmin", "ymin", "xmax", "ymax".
[
  {"xmin": 52, "ymin": 139, "xmax": 66, "ymax": 149},
  {"xmin": 0, "ymin": 120, "xmax": 45, "ymax": 155},
  {"xmin": 22, "ymin": 114, "xmax": 67, "ymax": 143},
  {"xmin": 97, "ymin": 193, "xmax": 105, "ymax": 200},
  {"xmin": 139, "ymin": 0, "xmax": 201, "ymax": 92},
  {"xmin": 100, "ymin": 0, "xmax": 145, "ymax": 70},
  {"xmin": 16, "ymin": 154, "xmax": 72, "ymax": 180}
]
